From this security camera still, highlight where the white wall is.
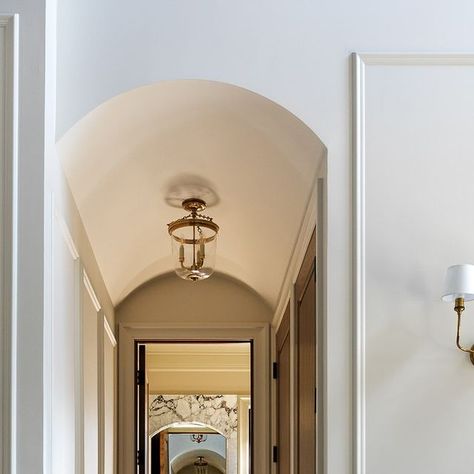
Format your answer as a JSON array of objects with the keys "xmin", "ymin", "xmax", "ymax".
[
  {"xmin": 49, "ymin": 159, "xmax": 117, "ymax": 474},
  {"xmin": 51, "ymin": 210, "xmax": 77, "ymax": 474},
  {"xmin": 0, "ymin": 2, "xmax": 117, "ymax": 473},
  {"xmin": 0, "ymin": 2, "xmax": 48, "ymax": 473},
  {"xmin": 0, "ymin": 15, "xmax": 17, "ymax": 474},
  {"xmin": 4, "ymin": 0, "xmax": 474, "ymax": 472},
  {"xmin": 360, "ymin": 58, "xmax": 474, "ymax": 474},
  {"xmin": 55, "ymin": 1, "xmax": 474, "ymax": 472}
]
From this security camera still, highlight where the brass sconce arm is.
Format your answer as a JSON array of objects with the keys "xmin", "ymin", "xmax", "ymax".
[{"xmin": 454, "ymin": 297, "xmax": 474, "ymax": 364}]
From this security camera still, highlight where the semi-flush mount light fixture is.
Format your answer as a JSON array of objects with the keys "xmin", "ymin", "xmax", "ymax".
[
  {"xmin": 442, "ymin": 264, "xmax": 474, "ymax": 365},
  {"xmin": 194, "ymin": 456, "xmax": 208, "ymax": 474},
  {"xmin": 167, "ymin": 198, "xmax": 219, "ymax": 282}
]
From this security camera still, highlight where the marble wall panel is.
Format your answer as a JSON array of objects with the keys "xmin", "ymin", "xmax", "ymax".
[{"xmin": 149, "ymin": 395, "xmax": 239, "ymax": 474}]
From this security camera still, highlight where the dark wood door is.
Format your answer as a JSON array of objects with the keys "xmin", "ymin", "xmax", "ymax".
[
  {"xmin": 151, "ymin": 430, "xmax": 168, "ymax": 474},
  {"xmin": 276, "ymin": 303, "xmax": 291, "ymax": 474},
  {"xmin": 136, "ymin": 344, "xmax": 147, "ymax": 474},
  {"xmin": 296, "ymin": 230, "xmax": 317, "ymax": 474}
]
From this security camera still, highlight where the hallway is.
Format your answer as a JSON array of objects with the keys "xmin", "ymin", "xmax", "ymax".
[
  {"xmin": 50, "ymin": 80, "xmax": 326, "ymax": 473},
  {"xmin": 3, "ymin": 1, "xmax": 474, "ymax": 473}
]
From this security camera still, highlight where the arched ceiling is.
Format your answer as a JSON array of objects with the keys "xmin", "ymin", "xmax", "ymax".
[{"xmin": 57, "ymin": 80, "xmax": 325, "ymax": 308}]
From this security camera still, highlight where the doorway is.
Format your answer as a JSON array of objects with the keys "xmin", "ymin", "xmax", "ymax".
[
  {"xmin": 151, "ymin": 425, "xmax": 226, "ymax": 474},
  {"xmin": 135, "ymin": 341, "xmax": 253, "ymax": 474}
]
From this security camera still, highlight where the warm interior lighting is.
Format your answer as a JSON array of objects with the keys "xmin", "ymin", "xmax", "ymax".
[
  {"xmin": 168, "ymin": 198, "xmax": 219, "ymax": 281},
  {"xmin": 442, "ymin": 264, "xmax": 474, "ymax": 365}
]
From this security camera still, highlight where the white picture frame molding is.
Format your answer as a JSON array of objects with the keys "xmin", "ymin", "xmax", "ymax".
[
  {"xmin": 0, "ymin": 14, "xmax": 18, "ymax": 474},
  {"xmin": 352, "ymin": 52, "xmax": 474, "ymax": 474},
  {"xmin": 103, "ymin": 313, "xmax": 117, "ymax": 474}
]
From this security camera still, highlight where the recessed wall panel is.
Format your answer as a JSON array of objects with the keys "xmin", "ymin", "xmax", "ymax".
[
  {"xmin": 364, "ymin": 62, "xmax": 474, "ymax": 474},
  {"xmin": 52, "ymin": 215, "xmax": 77, "ymax": 474},
  {"xmin": 104, "ymin": 325, "xmax": 116, "ymax": 474},
  {"xmin": 83, "ymin": 282, "xmax": 99, "ymax": 474}
]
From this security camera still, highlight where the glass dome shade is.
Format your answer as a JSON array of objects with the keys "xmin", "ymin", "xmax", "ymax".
[{"xmin": 168, "ymin": 202, "xmax": 219, "ymax": 282}]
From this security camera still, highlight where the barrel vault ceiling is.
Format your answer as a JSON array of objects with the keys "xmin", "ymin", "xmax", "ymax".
[{"xmin": 57, "ymin": 80, "xmax": 325, "ymax": 308}]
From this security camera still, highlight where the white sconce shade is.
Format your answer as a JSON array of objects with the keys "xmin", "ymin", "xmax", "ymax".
[{"xmin": 442, "ymin": 264, "xmax": 474, "ymax": 302}]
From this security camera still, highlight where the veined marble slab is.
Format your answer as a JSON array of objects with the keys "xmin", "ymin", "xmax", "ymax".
[{"xmin": 149, "ymin": 394, "xmax": 239, "ymax": 474}]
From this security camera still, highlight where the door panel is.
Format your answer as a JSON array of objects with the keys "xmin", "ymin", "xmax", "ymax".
[
  {"xmin": 276, "ymin": 304, "xmax": 291, "ymax": 474},
  {"xmin": 159, "ymin": 431, "xmax": 168, "ymax": 474},
  {"xmin": 296, "ymin": 230, "xmax": 316, "ymax": 474}
]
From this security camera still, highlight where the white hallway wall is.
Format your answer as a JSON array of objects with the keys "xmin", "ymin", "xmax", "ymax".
[
  {"xmin": 50, "ymin": 121, "xmax": 117, "ymax": 473},
  {"xmin": 0, "ymin": 2, "xmax": 49, "ymax": 473},
  {"xmin": 55, "ymin": 1, "xmax": 474, "ymax": 473},
  {"xmin": 361, "ymin": 59, "xmax": 474, "ymax": 474},
  {"xmin": 1, "ymin": 3, "xmax": 117, "ymax": 474}
]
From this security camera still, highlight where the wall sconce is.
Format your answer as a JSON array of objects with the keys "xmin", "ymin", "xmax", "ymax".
[{"xmin": 442, "ymin": 264, "xmax": 474, "ymax": 365}]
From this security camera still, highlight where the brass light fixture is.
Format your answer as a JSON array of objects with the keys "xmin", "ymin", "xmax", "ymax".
[
  {"xmin": 168, "ymin": 198, "xmax": 219, "ymax": 281},
  {"xmin": 442, "ymin": 264, "xmax": 474, "ymax": 365},
  {"xmin": 194, "ymin": 456, "xmax": 208, "ymax": 474}
]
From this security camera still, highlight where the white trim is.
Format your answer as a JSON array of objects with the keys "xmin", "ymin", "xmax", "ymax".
[
  {"xmin": 53, "ymin": 206, "xmax": 79, "ymax": 260},
  {"xmin": 238, "ymin": 396, "xmax": 251, "ymax": 474},
  {"xmin": 316, "ymin": 177, "xmax": 327, "ymax": 474},
  {"xmin": 83, "ymin": 270, "xmax": 102, "ymax": 312},
  {"xmin": 44, "ymin": 192, "xmax": 54, "ymax": 474},
  {"xmin": 103, "ymin": 316, "xmax": 117, "ymax": 348},
  {"xmin": 352, "ymin": 52, "xmax": 474, "ymax": 474},
  {"xmin": 0, "ymin": 15, "xmax": 18, "ymax": 474},
  {"xmin": 289, "ymin": 285, "xmax": 296, "ymax": 474},
  {"xmin": 118, "ymin": 322, "xmax": 271, "ymax": 474},
  {"xmin": 76, "ymin": 261, "xmax": 84, "ymax": 474},
  {"xmin": 273, "ymin": 178, "xmax": 318, "ymax": 329},
  {"xmin": 353, "ymin": 52, "xmax": 366, "ymax": 474},
  {"xmin": 102, "ymin": 314, "xmax": 117, "ymax": 474},
  {"xmin": 97, "ymin": 310, "xmax": 105, "ymax": 474},
  {"xmin": 357, "ymin": 52, "xmax": 474, "ymax": 66}
]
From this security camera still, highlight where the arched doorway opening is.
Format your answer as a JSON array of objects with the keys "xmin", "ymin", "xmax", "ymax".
[
  {"xmin": 151, "ymin": 422, "xmax": 226, "ymax": 474},
  {"xmin": 56, "ymin": 79, "xmax": 327, "ymax": 474}
]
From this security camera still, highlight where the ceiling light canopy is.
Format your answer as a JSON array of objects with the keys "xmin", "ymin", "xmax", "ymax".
[{"xmin": 168, "ymin": 198, "xmax": 219, "ymax": 282}]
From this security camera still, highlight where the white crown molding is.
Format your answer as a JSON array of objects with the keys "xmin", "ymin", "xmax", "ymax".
[
  {"xmin": 0, "ymin": 15, "xmax": 18, "ymax": 474},
  {"xmin": 103, "ymin": 315, "xmax": 117, "ymax": 347},
  {"xmin": 272, "ymin": 177, "xmax": 318, "ymax": 329},
  {"xmin": 147, "ymin": 368, "xmax": 250, "ymax": 373},
  {"xmin": 82, "ymin": 270, "xmax": 101, "ymax": 312},
  {"xmin": 352, "ymin": 52, "xmax": 474, "ymax": 474}
]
